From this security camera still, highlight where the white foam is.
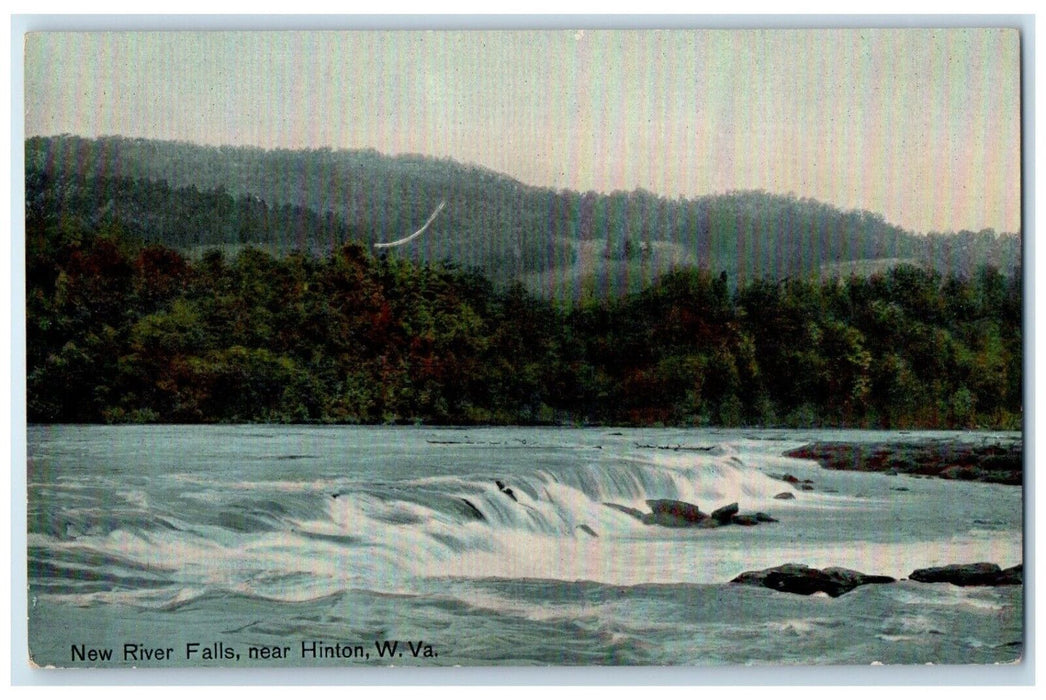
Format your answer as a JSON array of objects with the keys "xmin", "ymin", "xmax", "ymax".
[{"xmin": 29, "ymin": 438, "xmax": 1025, "ymax": 602}]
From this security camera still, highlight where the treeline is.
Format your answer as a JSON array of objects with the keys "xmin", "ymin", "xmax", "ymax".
[
  {"xmin": 26, "ymin": 136, "xmax": 1021, "ymax": 300},
  {"xmin": 27, "ymin": 219, "xmax": 1022, "ymax": 428}
]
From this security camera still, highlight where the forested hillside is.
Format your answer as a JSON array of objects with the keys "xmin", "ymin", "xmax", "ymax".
[
  {"xmin": 26, "ymin": 135, "xmax": 1020, "ymax": 301},
  {"xmin": 26, "ymin": 215, "xmax": 1022, "ymax": 428},
  {"xmin": 25, "ymin": 134, "xmax": 1022, "ymax": 427}
]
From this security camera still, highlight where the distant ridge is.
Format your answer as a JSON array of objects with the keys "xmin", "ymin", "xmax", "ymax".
[{"xmin": 26, "ymin": 135, "xmax": 1020, "ymax": 300}]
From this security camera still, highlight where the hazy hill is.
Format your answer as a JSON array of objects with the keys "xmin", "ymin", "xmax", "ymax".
[{"xmin": 25, "ymin": 135, "xmax": 1019, "ymax": 300}]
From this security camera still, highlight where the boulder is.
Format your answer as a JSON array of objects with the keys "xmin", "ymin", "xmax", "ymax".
[
  {"xmin": 732, "ymin": 563, "xmax": 814, "ymax": 586},
  {"xmin": 710, "ymin": 502, "xmax": 739, "ymax": 524},
  {"xmin": 732, "ymin": 563, "xmax": 896, "ymax": 597},
  {"xmin": 643, "ymin": 499, "xmax": 708, "ymax": 527},
  {"xmin": 908, "ymin": 562, "xmax": 1003, "ymax": 586},
  {"xmin": 646, "ymin": 498, "xmax": 706, "ymax": 519},
  {"xmin": 754, "ymin": 512, "xmax": 778, "ymax": 523},
  {"xmin": 731, "ymin": 514, "xmax": 760, "ymax": 526},
  {"xmin": 495, "ymin": 480, "xmax": 518, "ymax": 502},
  {"xmin": 643, "ymin": 512, "xmax": 693, "ymax": 527},
  {"xmin": 821, "ymin": 567, "xmax": 896, "ymax": 590},
  {"xmin": 773, "ymin": 492, "xmax": 796, "ymax": 500}
]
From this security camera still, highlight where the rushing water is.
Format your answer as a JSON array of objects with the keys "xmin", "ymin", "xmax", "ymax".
[{"xmin": 26, "ymin": 425, "xmax": 1023, "ymax": 668}]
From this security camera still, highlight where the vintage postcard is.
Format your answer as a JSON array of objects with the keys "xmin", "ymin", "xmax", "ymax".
[{"xmin": 23, "ymin": 26, "xmax": 1023, "ymax": 671}]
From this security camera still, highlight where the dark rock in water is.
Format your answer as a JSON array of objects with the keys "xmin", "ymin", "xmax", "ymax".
[
  {"xmin": 646, "ymin": 499, "xmax": 706, "ymax": 519},
  {"xmin": 732, "ymin": 563, "xmax": 811, "ymax": 586},
  {"xmin": 495, "ymin": 480, "xmax": 518, "ymax": 502},
  {"xmin": 732, "ymin": 563, "xmax": 896, "ymax": 597},
  {"xmin": 603, "ymin": 502, "xmax": 646, "ymax": 520},
  {"xmin": 821, "ymin": 567, "xmax": 896, "ymax": 588},
  {"xmin": 331, "ymin": 493, "xmax": 340, "ymax": 499},
  {"xmin": 643, "ymin": 511, "xmax": 705, "ymax": 528},
  {"xmin": 892, "ymin": 486, "xmax": 910, "ymax": 492},
  {"xmin": 710, "ymin": 502, "xmax": 739, "ymax": 524},
  {"xmin": 576, "ymin": 524, "xmax": 599, "ymax": 538},
  {"xmin": 773, "ymin": 492, "xmax": 796, "ymax": 500},
  {"xmin": 460, "ymin": 498, "xmax": 486, "ymax": 521},
  {"xmin": 781, "ymin": 474, "xmax": 801, "ymax": 484},
  {"xmin": 615, "ymin": 499, "xmax": 774, "ymax": 530},
  {"xmin": 909, "ymin": 563, "xmax": 994, "ymax": 585},
  {"xmin": 799, "ymin": 484, "xmax": 815, "ymax": 491},
  {"xmin": 995, "ymin": 565, "xmax": 1023, "ymax": 585},
  {"xmin": 644, "ymin": 499, "xmax": 708, "ymax": 527},
  {"xmin": 908, "ymin": 562, "xmax": 1004, "ymax": 586},
  {"xmin": 785, "ymin": 440, "xmax": 1022, "ymax": 485}
]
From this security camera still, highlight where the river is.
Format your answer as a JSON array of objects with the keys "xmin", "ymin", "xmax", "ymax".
[{"xmin": 25, "ymin": 425, "xmax": 1023, "ymax": 668}]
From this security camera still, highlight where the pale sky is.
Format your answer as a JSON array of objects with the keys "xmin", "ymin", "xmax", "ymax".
[{"xmin": 24, "ymin": 29, "xmax": 1022, "ymax": 234}]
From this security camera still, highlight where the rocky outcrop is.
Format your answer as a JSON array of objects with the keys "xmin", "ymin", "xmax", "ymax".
[
  {"xmin": 773, "ymin": 474, "xmax": 816, "ymax": 491},
  {"xmin": 996, "ymin": 565, "xmax": 1023, "ymax": 585},
  {"xmin": 731, "ymin": 560, "xmax": 1021, "ymax": 597},
  {"xmin": 785, "ymin": 440, "xmax": 1022, "ymax": 485},
  {"xmin": 819, "ymin": 567, "xmax": 897, "ymax": 592},
  {"xmin": 495, "ymin": 480, "xmax": 518, "ymax": 502},
  {"xmin": 643, "ymin": 499, "xmax": 708, "ymax": 527},
  {"xmin": 710, "ymin": 502, "xmax": 739, "ymax": 524},
  {"xmin": 909, "ymin": 562, "xmax": 1021, "ymax": 586},
  {"xmin": 732, "ymin": 563, "xmax": 895, "ymax": 597},
  {"xmin": 773, "ymin": 492, "xmax": 795, "ymax": 500},
  {"xmin": 603, "ymin": 499, "xmax": 778, "ymax": 529}
]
